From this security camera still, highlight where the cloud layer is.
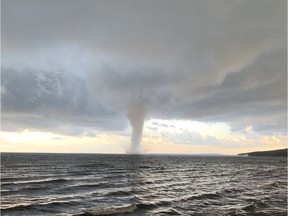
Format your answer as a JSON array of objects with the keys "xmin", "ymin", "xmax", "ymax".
[{"xmin": 1, "ymin": 0, "xmax": 287, "ymax": 139}]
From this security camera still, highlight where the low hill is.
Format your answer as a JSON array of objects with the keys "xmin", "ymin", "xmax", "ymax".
[{"xmin": 238, "ymin": 148, "xmax": 287, "ymax": 157}]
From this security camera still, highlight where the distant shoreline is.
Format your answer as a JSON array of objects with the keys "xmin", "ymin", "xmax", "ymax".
[{"xmin": 238, "ymin": 148, "xmax": 287, "ymax": 157}]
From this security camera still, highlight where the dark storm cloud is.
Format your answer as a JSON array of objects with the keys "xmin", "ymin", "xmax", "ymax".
[
  {"xmin": 1, "ymin": 0, "xmax": 286, "ymax": 136},
  {"xmin": 158, "ymin": 49, "xmax": 287, "ymax": 134},
  {"xmin": 1, "ymin": 68, "xmax": 128, "ymax": 135}
]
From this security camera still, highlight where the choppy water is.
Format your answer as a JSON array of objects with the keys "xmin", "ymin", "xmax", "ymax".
[{"xmin": 1, "ymin": 153, "xmax": 287, "ymax": 216}]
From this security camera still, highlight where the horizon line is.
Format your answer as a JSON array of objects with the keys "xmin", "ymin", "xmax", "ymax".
[{"xmin": 0, "ymin": 151, "xmax": 236, "ymax": 156}]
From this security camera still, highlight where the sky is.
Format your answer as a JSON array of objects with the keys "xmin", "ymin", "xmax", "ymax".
[{"xmin": 1, "ymin": 0, "xmax": 287, "ymax": 154}]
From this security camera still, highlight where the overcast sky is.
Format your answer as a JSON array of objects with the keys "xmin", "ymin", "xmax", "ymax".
[{"xmin": 1, "ymin": 0, "xmax": 287, "ymax": 154}]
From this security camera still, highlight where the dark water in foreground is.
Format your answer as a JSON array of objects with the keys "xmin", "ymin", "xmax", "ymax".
[{"xmin": 1, "ymin": 153, "xmax": 287, "ymax": 216}]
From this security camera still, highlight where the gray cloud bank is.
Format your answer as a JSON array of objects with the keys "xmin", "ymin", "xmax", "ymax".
[{"xmin": 1, "ymin": 0, "xmax": 287, "ymax": 137}]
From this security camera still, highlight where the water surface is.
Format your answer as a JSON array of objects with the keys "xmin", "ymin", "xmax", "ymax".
[{"xmin": 1, "ymin": 153, "xmax": 287, "ymax": 215}]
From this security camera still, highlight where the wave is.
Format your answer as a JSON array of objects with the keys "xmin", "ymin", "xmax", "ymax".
[
  {"xmin": 1, "ymin": 186, "xmax": 49, "ymax": 196},
  {"xmin": 1, "ymin": 177, "xmax": 29, "ymax": 182},
  {"xmin": 1, "ymin": 204, "xmax": 35, "ymax": 212},
  {"xmin": 222, "ymin": 187, "xmax": 243, "ymax": 194},
  {"xmin": 75, "ymin": 204, "xmax": 137, "ymax": 216},
  {"xmin": 179, "ymin": 187, "xmax": 243, "ymax": 202},
  {"xmin": 77, "ymin": 163, "xmax": 110, "ymax": 168},
  {"xmin": 1, "ymin": 178, "xmax": 68, "ymax": 186},
  {"xmin": 142, "ymin": 179, "xmax": 186, "ymax": 190},
  {"xmin": 72, "ymin": 182, "xmax": 109, "ymax": 189},
  {"xmin": 186, "ymin": 192, "xmax": 222, "ymax": 201},
  {"xmin": 242, "ymin": 200, "xmax": 269, "ymax": 212},
  {"xmin": 155, "ymin": 208, "xmax": 182, "ymax": 215},
  {"xmin": 268, "ymin": 181, "xmax": 280, "ymax": 188},
  {"xmin": 136, "ymin": 202, "xmax": 159, "ymax": 209},
  {"xmin": 76, "ymin": 202, "xmax": 173, "ymax": 216},
  {"xmin": 106, "ymin": 189, "xmax": 135, "ymax": 196},
  {"xmin": 1, "ymin": 200, "xmax": 74, "ymax": 213},
  {"xmin": 138, "ymin": 165, "xmax": 153, "ymax": 169},
  {"xmin": 263, "ymin": 180, "xmax": 287, "ymax": 189},
  {"xmin": 61, "ymin": 181, "xmax": 109, "ymax": 190}
]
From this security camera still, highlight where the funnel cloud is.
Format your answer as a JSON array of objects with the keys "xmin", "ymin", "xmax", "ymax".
[{"xmin": 127, "ymin": 98, "xmax": 148, "ymax": 154}]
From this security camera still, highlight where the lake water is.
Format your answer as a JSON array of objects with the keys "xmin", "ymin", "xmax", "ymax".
[{"xmin": 1, "ymin": 153, "xmax": 287, "ymax": 215}]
